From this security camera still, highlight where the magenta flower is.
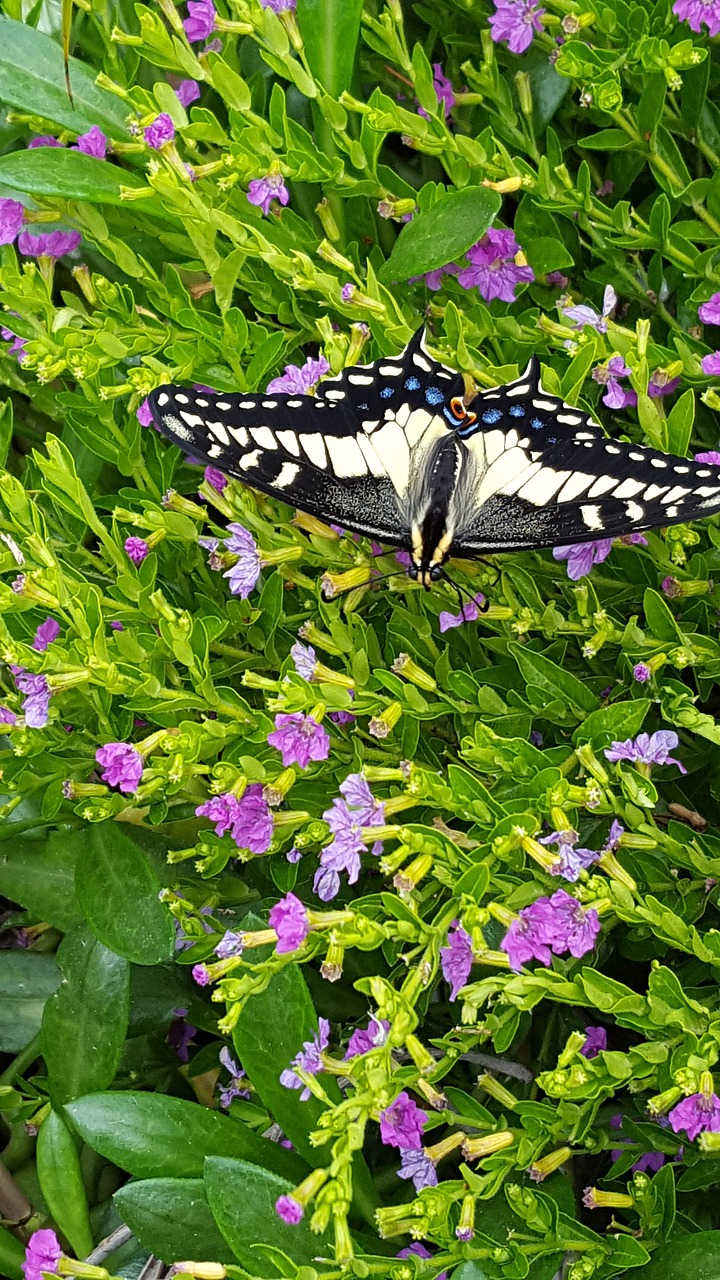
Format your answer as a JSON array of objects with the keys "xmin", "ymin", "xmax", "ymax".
[
  {"xmin": 669, "ymin": 1091, "xmax": 720, "ymax": 1141},
  {"xmin": 192, "ymin": 963, "xmax": 210, "ymax": 986},
  {"xmin": 18, "ymin": 229, "xmax": 81, "ymax": 258},
  {"xmin": 247, "ymin": 171, "xmax": 290, "ymax": 217},
  {"xmin": 276, "ymin": 1194, "xmax": 303, "ymax": 1224},
  {"xmin": 457, "ymin": 228, "xmax": 534, "ymax": 302},
  {"xmin": 553, "ymin": 539, "xmax": 614, "ymax": 580},
  {"xmin": 290, "ymin": 640, "xmax": 318, "ymax": 679},
  {"xmin": 564, "ymin": 285, "xmax": 617, "ymax": 333},
  {"xmin": 176, "ymin": 79, "xmax": 201, "ymax": 107},
  {"xmin": 418, "ymin": 63, "xmax": 456, "ymax": 119},
  {"xmin": 22, "ymin": 1229, "xmax": 62, "ymax": 1280},
  {"xmin": 593, "ymin": 355, "xmax": 636, "ymax": 409},
  {"xmin": 344, "ymin": 1016, "xmax": 390, "ymax": 1058},
  {"xmin": 699, "ymin": 292, "xmax": 720, "ymax": 325},
  {"xmin": 145, "ymin": 114, "xmax": 175, "ymax": 150},
  {"xmin": 223, "ymin": 523, "xmax": 261, "ymax": 596},
  {"xmin": 605, "ymin": 729, "xmax": 686, "ymax": 773},
  {"xmin": 0, "ymin": 706, "xmax": 17, "ymax": 728},
  {"xmin": 314, "ymin": 774, "xmax": 385, "ymax": 902},
  {"xmin": 218, "ymin": 1046, "xmax": 249, "ymax": 1107},
  {"xmin": 125, "ymin": 535, "xmax": 149, "ymax": 564},
  {"xmin": 539, "ymin": 829, "xmax": 599, "ymax": 882},
  {"xmin": 137, "ymin": 398, "xmax": 154, "ymax": 427},
  {"xmin": 633, "ymin": 663, "xmax": 651, "ymax": 682},
  {"xmin": 32, "ymin": 617, "xmax": 60, "ymax": 652},
  {"xmin": 1, "ymin": 322, "xmax": 27, "ymax": 363},
  {"xmin": 196, "ymin": 784, "xmax": 273, "ymax": 854},
  {"xmin": 73, "ymin": 126, "xmax": 108, "ymax": 159},
  {"xmin": 702, "ymin": 353, "xmax": 720, "ymax": 376},
  {"xmin": 269, "ymin": 892, "xmax": 310, "ymax": 953},
  {"xmin": 0, "ymin": 199, "xmax": 24, "ymax": 246},
  {"xmin": 268, "ymin": 712, "xmax": 331, "ymax": 769},
  {"xmin": 502, "ymin": 890, "xmax": 600, "ymax": 970},
  {"xmin": 196, "ymin": 792, "xmax": 244, "ymax": 838},
  {"xmin": 440, "ymin": 921, "xmax": 473, "ymax": 1000},
  {"xmin": 11, "ymin": 667, "xmax": 51, "ymax": 728},
  {"xmin": 204, "ymin": 465, "xmax": 227, "ymax": 492},
  {"xmin": 439, "ymin": 592, "xmax": 486, "ymax": 632},
  {"xmin": 96, "ymin": 742, "xmax": 144, "ymax": 793},
  {"xmin": 280, "ymin": 1018, "xmax": 330, "ymax": 1099},
  {"xmin": 28, "ymin": 135, "xmax": 63, "ymax": 148},
  {"xmin": 379, "ymin": 1091, "xmax": 428, "ymax": 1150},
  {"xmin": 581, "ymin": 1026, "xmax": 607, "ymax": 1058},
  {"xmin": 424, "ymin": 263, "xmax": 458, "ymax": 291},
  {"xmin": 398, "ymin": 1147, "xmax": 439, "ymax": 1191},
  {"xmin": 696, "ymin": 451, "xmax": 720, "ymax": 469},
  {"xmin": 267, "ymin": 354, "xmax": 330, "ymax": 395},
  {"xmin": 673, "ymin": 0, "xmax": 720, "ymax": 36},
  {"xmin": 488, "ymin": 0, "xmax": 545, "ymax": 53},
  {"xmin": 184, "ymin": 0, "xmax": 216, "ymax": 41},
  {"xmin": 215, "ymin": 930, "xmax": 244, "ymax": 959}
]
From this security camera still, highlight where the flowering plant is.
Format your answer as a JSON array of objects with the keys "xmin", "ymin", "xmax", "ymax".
[{"xmin": 3, "ymin": 2, "xmax": 720, "ymax": 1280}]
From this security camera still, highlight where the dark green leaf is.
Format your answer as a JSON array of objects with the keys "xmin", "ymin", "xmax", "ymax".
[
  {"xmin": 0, "ymin": 952, "xmax": 60, "ymax": 1051},
  {"xmin": 573, "ymin": 700, "xmax": 651, "ymax": 748},
  {"xmin": 0, "ymin": 830, "xmax": 82, "ymax": 933},
  {"xmin": 37, "ymin": 1110, "xmax": 94, "ymax": 1258},
  {"xmin": 75, "ymin": 824, "xmax": 175, "ymax": 966},
  {"xmin": 377, "ymin": 186, "xmax": 502, "ymax": 282},
  {"xmin": 114, "ymin": 1179, "xmax": 236, "ymax": 1265},
  {"xmin": 509, "ymin": 643, "xmax": 597, "ymax": 716},
  {"xmin": 297, "ymin": 0, "xmax": 363, "ymax": 98},
  {"xmin": 205, "ymin": 1157, "xmax": 330, "ymax": 1275},
  {"xmin": 639, "ymin": 1231, "xmax": 720, "ymax": 1279},
  {"xmin": 0, "ymin": 1226, "xmax": 24, "ymax": 1280},
  {"xmin": 0, "ymin": 149, "xmax": 165, "ymax": 209},
  {"xmin": 0, "ymin": 399, "xmax": 12, "ymax": 471}
]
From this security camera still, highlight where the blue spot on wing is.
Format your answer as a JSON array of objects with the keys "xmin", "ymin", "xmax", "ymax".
[
  {"xmin": 425, "ymin": 386, "xmax": 444, "ymax": 406},
  {"xmin": 404, "ymin": 376, "xmax": 421, "ymax": 391},
  {"xmin": 482, "ymin": 408, "xmax": 503, "ymax": 424},
  {"xmin": 509, "ymin": 405, "xmax": 526, "ymax": 417},
  {"xmin": 531, "ymin": 417, "xmax": 544, "ymax": 430},
  {"xmin": 380, "ymin": 386, "xmax": 394, "ymax": 399}
]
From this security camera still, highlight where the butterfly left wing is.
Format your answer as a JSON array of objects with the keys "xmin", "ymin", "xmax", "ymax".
[{"xmin": 450, "ymin": 361, "xmax": 720, "ymax": 554}]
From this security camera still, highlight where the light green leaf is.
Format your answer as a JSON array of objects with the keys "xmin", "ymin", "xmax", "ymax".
[{"xmin": 378, "ymin": 186, "xmax": 502, "ymax": 282}]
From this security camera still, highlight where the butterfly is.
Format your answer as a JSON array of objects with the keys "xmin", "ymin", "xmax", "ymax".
[{"xmin": 148, "ymin": 327, "xmax": 720, "ymax": 587}]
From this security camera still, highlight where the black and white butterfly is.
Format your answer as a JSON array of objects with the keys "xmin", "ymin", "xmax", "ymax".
[{"xmin": 148, "ymin": 327, "xmax": 720, "ymax": 587}]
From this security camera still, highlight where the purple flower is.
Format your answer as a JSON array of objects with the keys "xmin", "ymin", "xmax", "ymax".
[
  {"xmin": 125, "ymin": 535, "xmax": 149, "ymax": 564},
  {"xmin": 276, "ymin": 1194, "xmax": 303, "ymax": 1224},
  {"xmin": 649, "ymin": 374, "xmax": 680, "ymax": 399},
  {"xmin": 540, "ymin": 829, "xmax": 599, "ymax": 882},
  {"xmin": 695, "ymin": 449, "xmax": 720, "ymax": 465},
  {"xmin": 564, "ymin": 285, "xmax": 617, "ymax": 333},
  {"xmin": 439, "ymin": 592, "xmax": 486, "ymax": 632},
  {"xmin": 669, "ymin": 1092, "xmax": 720, "ymax": 1141},
  {"xmin": 73, "ymin": 126, "xmax": 107, "ymax": 159},
  {"xmin": 344, "ymin": 1016, "xmax": 390, "ymax": 1058},
  {"xmin": 269, "ymin": 891, "xmax": 310, "ymax": 953},
  {"xmin": 11, "ymin": 668, "xmax": 51, "ymax": 728},
  {"xmin": 553, "ymin": 539, "xmax": 614, "ymax": 580},
  {"xmin": 546, "ymin": 270, "xmax": 568, "ymax": 287},
  {"xmin": 379, "ymin": 1091, "xmax": 428, "ymax": 1150},
  {"xmin": 268, "ymin": 712, "xmax": 331, "ymax": 769},
  {"xmin": 424, "ymin": 263, "xmax": 458, "ymax": 291},
  {"xmin": 192, "ymin": 963, "xmax": 210, "ymax": 986},
  {"xmin": 262, "ymin": 0, "xmax": 297, "ymax": 9},
  {"xmin": 196, "ymin": 784, "xmax": 273, "ymax": 854},
  {"xmin": 674, "ymin": 0, "xmax": 720, "ymax": 36},
  {"xmin": 633, "ymin": 663, "xmax": 651, "ymax": 682},
  {"xmin": 22, "ymin": 1229, "xmax": 62, "ymax": 1280},
  {"xmin": 215, "ymin": 930, "xmax": 244, "ymax": 959},
  {"xmin": 702, "ymin": 352, "xmax": 720, "ymax": 376},
  {"xmin": 593, "ymin": 355, "xmax": 637, "ymax": 409},
  {"xmin": 0, "ymin": 706, "xmax": 17, "ymax": 728},
  {"xmin": 1, "ymin": 322, "xmax": 28, "ymax": 363},
  {"xmin": 502, "ymin": 889, "xmax": 600, "ymax": 971},
  {"xmin": 184, "ymin": 0, "xmax": 216, "ymax": 41},
  {"xmin": 218, "ymin": 1046, "xmax": 249, "ymax": 1107},
  {"xmin": 398, "ymin": 1147, "xmax": 439, "ymax": 1191},
  {"xmin": 137, "ymin": 398, "xmax": 154, "ymax": 427},
  {"xmin": 267, "ymin": 355, "xmax": 330, "ymax": 395},
  {"xmin": 280, "ymin": 1018, "xmax": 330, "ymax": 1099},
  {"xmin": 17, "ymin": 229, "xmax": 81, "ymax": 258},
  {"xmin": 581, "ymin": 1026, "xmax": 607, "ymax": 1059},
  {"xmin": 223, "ymin": 523, "xmax": 261, "ymax": 597},
  {"xmin": 0, "ymin": 199, "xmax": 24, "ymax": 245},
  {"xmin": 398, "ymin": 1245, "xmax": 433, "ymax": 1261},
  {"xmin": 167, "ymin": 1008, "xmax": 196, "ymax": 1063},
  {"xmin": 341, "ymin": 283, "xmax": 355, "ymax": 302},
  {"xmin": 418, "ymin": 63, "xmax": 456, "ymax": 119},
  {"xmin": 28, "ymin": 135, "xmax": 63, "ymax": 148},
  {"xmin": 610, "ymin": 1114, "xmax": 666, "ymax": 1172},
  {"xmin": 144, "ymin": 114, "xmax": 175, "ymax": 150},
  {"xmin": 290, "ymin": 641, "xmax": 317, "ymax": 680},
  {"xmin": 699, "ymin": 293, "xmax": 720, "ymax": 325},
  {"xmin": 96, "ymin": 742, "xmax": 144, "ymax": 793},
  {"xmin": 176, "ymin": 79, "xmax": 201, "ymax": 107},
  {"xmin": 314, "ymin": 774, "xmax": 385, "ymax": 902},
  {"xmin": 488, "ymin": 0, "xmax": 545, "ymax": 53},
  {"xmin": 605, "ymin": 729, "xmax": 686, "ymax": 773},
  {"xmin": 247, "ymin": 171, "xmax": 290, "ymax": 217},
  {"xmin": 204, "ymin": 465, "xmax": 227, "ymax": 492},
  {"xmin": 457, "ymin": 228, "xmax": 534, "ymax": 303},
  {"xmin": 32, "ymin": 617, "xmax": 60, "ymax": 652},
  {"xmin": 440, "ymin": 921, "xmax": 473, "ymax": 1000}
]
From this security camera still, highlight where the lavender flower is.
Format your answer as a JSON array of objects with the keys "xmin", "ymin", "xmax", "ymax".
[
  {"xmin": 261, "ymin": 0, "xmax": 297, "ymax": 10},
  {"xmin": 96, "ymin": 742, "xmax": 144, "ymax": 793},
  {"xmin": 280, "ymin": 1018, "xmax": 330, "ymax": 1099},
  {"xmin": 379, "ymin": 1091, "xmax": 428, "ymax": 1150},
  {"xmin": 73, "ymin": 126, "xmax": 108, "ymax": 159},
  {"xmin": 196, "ymin": 784, "xmax": 273, "ymax": 854},
  {"xmin": 702, "ymin": 352, "xmax": 720, "ymax": 376},
  {"xmin": 192, "ymin": 963, "xmax": 210, "ymax": 986},
  {"xmin": 581, "ymin": 1026, "xmax": 607, "ymax": 1058},
  {"xmin": 546, "ymin": 270, "xmax": 568, "ymax": 286},
  {"xmin": 605, "ymin": 729, "xmax": 686, "ymax": 773},
  {"xmin": 0, "ymin": 706, "xmax": 17, "ymax": 728},
  {"xmin": 290, "ymin": 640, "xmax": 317, "ymax": 680},
  {"xmin": 269, "ymin": 891, "xmax": 310, "ymax": 953},
  {"xmin": 218, "ymin": 1046, "xmax": 249, "ymax": 1107},
  {"xmin": 22, "ymin": 1229, "xmax": 62, "ymax": 1280},
  {"xmin": 674, "ymin": 0, "xmax": 720, "ymax": 36},
  {"xmin": 633, "ymin": 663, "xmax": 651, "ymax": 682},
  {"xmin": 314, "ymin": 774, "xmax": 385, "ymax": 901},
  {"xmin": 593, "ymin": 355, "xmax": 636, "ymax": 409},
  {"xmin": 214, "ymin": 930, "xmax": 244, "ymax": 959},
  {"xmin": 488, "ymin": 0, "xmax": 545, "ymax": 53},
  {"xmin": 564, "ymin": 285, "xmax": 617, "ymax": 333},
  {"xmin": 11, "ymin": 668, "xmax": 51, "ymax": 728},
  {"xmin": 17, "ymin": 229, "xmax": 81, "ymax": 258},
  {"xmin": 398, "ymin": 1147, "xmax": 439, "ymax": 1191},
  {"xmin": 1, "ymin": 323, "xmax": 27, "ymax": 362},
  {"xmin": 344, "ymin": 1016, "xmax": 390, "ymax": 1058},
  {"xmin": 28, "ymin": 135, "xmax": 63, "ymax": 148},
  {"xmin": 276, "ymin": 1194, "xmax": 303, "ymax": 1224},
  {"xmin": 440, "ymin": 921, "xmax": 473, "ymax": 1000},
  {"xmin": 267, "ymin": 355, "xmax": 330, "ymax": 395},
  {"xmin": 539, "ymin": 829, "xmax": 599, "ymax": 882},
  {"xmin": 424, "ymin": 263, "xmax": 458, "ymax": 291},
  {"xmin": 204, "ymin": 465, "xmax": 227, "ymax": 492},
  {"xmin": 167, "ymin": 1008, "xmax": 196, "ymax": 1062},
  {"xmin": 502, "ymin": 889, "xmax": 601, "ymax": 971},
  {"xmin": 0, "ymin": 199, "xmax": 24, "ymax": 246},
  {"xmin": 438, "ymin": 592, "xmax": 486, "ymax": 632},
  {"xmin": 341, "ymin": 283, "xmax": 355, "ymax": 302},
  {"xmin": 699, "ymin": 293, "xmax": 720, "ymax": 325},
  {"xmin": 137, "ymin": 398, "xmax": 154, "ymax": 427},
  {"xmin": 247, "ymin": 171, "xmax": 290, "ymax": 217},
  {"xmin": 184, "ymin": 0, "xmax": 216, "ymax": 41},
  {"xmin": 457, "ymin": 228, "xmax": 534, "ymax": 303},
  {"xmin": 553, "ymin": 539, "xmax": 614, "ymax": 580},
  {"xmin": 176, "ymin": 79, "xmax": 201, "ymax": 107},
  {"xmin": 125, "ymin": 535, "xmax": 149, "ymax": 564},
  {"xmin": 669, "ymin": 1092, "xmax": 720, "ymax": 1141},
  {"xmin": 695, "ymin": 449, "xmax": 720, "ymax": 465},
  {"xmin": 268, "ymin": 712, "xmax": 331, "ymax": 769},
  {"xmin": 223, "ymin": 523, "xmax": 261, "ymax": 597},
  {"xmin": 144, "ymin": 114, "xmax": 175, "ymax": 150},
  {"xmin": 418, "ymin": 63, "xmax": 456, "ymax": 119},
  {"xmin": 32, "ymin": 617, "xmax": 60, "ymax": 652}
]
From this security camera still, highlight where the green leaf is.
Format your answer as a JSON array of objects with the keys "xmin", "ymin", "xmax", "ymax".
[
  {"xmin": 0, "ymin": 952, "xmax": 60, "ymax": 1051},
  {"xmin": 0, "ymin": 17, "xmax": 129, "ymax": 138},
  {"xmin": 114, "ymin": 1178, "xmax": 236, "ymax": 1265},
  {"xmin": 577, "ymin": 128, "xmax": 635, "ymax": 150},
  {"xmin": 0, "ymin": 1225, "xmax": 24, "ymax": 1280},
  {"xmin": 65, "ymin": 1091, "xmax": 308, "ymax": 1182},
  {"xmin": 75, "ymin": 824, "xmax": 175, "ymax": 966},
  {"xmin": 0, "ymin": 149, "xmax": 166, "ymax": 209},
  {"xmin": 37, "ymin": 1110, "xmax": 94, "ymax": 1258},
  {"xmin": 524, "ymin": 236, "xmax": 574, "ymax": 275},
  {"xmin": 0, "ymin": 399, "xmax": 12, "ymax": 471},
  {"xmin": 666, "ymin": 388, "xmax": 695, "ymax": 458},
  {"xmin": 573, "ymin": 700, "xmax": 651, "ymax": 749},
  {"xmin": 41, "ymin": 926, "xmax": 130, "ymax": 1106},
  {"xmin": 0, "ymin": 830, "xmax": 82, "ymax": 933},
  {"xmin": 643, "ymin": 588, "xmax": 685, "ymax": 644},
  {"xmin": 205, "ymin": 1157, "xmax": 330, "ymax": 1276},
  {"xmin": 377, "ymin": 186, "xmax": 502, "ymax": 283},
  {"xmin": 297, "ymin": 0, "xmax": 363, "ymax": 98},
  {"xmin": 508, "ymin": 643, "xmax": 597, "ymax": 717}
]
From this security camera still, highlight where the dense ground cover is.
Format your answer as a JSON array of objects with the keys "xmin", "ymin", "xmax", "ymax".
[{"xmin": 4, "ymin": 0, "xmax": 720, "ymax": 1277}]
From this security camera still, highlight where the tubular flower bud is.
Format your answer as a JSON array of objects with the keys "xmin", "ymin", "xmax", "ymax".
[{"xmin": 462, "ymin": 1130, "xmax": 515, "ymax": 1160}]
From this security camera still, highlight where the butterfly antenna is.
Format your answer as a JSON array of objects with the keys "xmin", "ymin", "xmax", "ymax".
[{"xmin": 440, "ymin": 570, "xmax": 489, "ymax": 616}]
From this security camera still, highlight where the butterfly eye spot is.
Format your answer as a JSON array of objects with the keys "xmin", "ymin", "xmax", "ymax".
[
  {"xmin": 481, "ymin": 408, "xmax": 503, "ymax": 425},
  {"xmin": 380, "ymin": 387, "xmax": 394, "ymax": 400},
  {"xmin": 425, "ymin": 386, "xmax": 445, "ymax": 406},
  {"xmin": 404, "ymin": 376, "xmax": 421, "ymax": 391}
]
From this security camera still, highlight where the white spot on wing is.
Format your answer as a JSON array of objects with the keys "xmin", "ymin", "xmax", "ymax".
[
  {"xmin": 238, "ymin": 401, "xmax": 255, "ymax": 410},
  {"xmin": 228, "ymin": 426, "xmax": 249, "ymax": 446},
  {"xmin": 644, "ymin": 484, "xmax": 668, "ymax": 501},
  {"xmin": 157, "ymin": 393, "xmax": 168, "ymax": 407},
  {"xmin": 348, "ymin": 373, "xmax": 373, "ymax": 386},
  {"xmin": 650, "ymin": 458, "xmax": 667, "ymax": 468},
  {"xmin": 371, "ymin": 421, "xmax": 410, "ymax": 495},
  {"xmin": 581, "ymin": 504, "xmax": 604, "ymax": 530},
  {"xmin": 300, "ymin": 434, "xmax": 327, "ymax": 468},
  {"xmin": 326, "ymin": 435, "xmax": 367, "ymax": 478},
  {"xmin": 379, "ymin": 364, "xmax": 402, "ymax": 376},
  {"xmin": 275, "ymin": 462, "xmax": 300, "ymax": 489},
  {"xmin": 533, "ymin": 398, "xmax": 557, "ymax": 412},
  {"xmin": 625, "ymin": 501, "xmax": 643, "ymax": 521},
  {"xmin": 557, "ymin": 472, "xmax": 594, "ymax": 502},
  {"xmin": 412, "ymin": 354, "xmax": 432, "ymax": 372},
  {"xmin": 251, "ymin": 426, "xmax": 277, "ymax": 450},
  {"xmin": 176, "ymin": 393, "xmax": 189, "ymax": 405},
  {"xmin": 196, "ymin": 398, "xmax": 208, "ymax": 408},
  {"xmin": 613, "ymin": 478, "xmax": 645, "ymax": 500},
  {"xmin": 661, "ymin": 486, "xmax": 690, "ymax": 503},
  {"xmin": 558, "ymin": 413, "xmax": 583, "ymax": 426},
  {"xmin": 277, "ymin": 430, "xmax": 300, "ymax": 456},
  {"xmin": 356, "ymin": 435, "xmax": 386, "ymax": 477},
  {"xmin": 287, "ymin": 399, "xmax": 303, "ymax": 408},
  {"xmin": 404, "ymin": 408, "xmax": 434, "ymax": 448},
  {"xmin": 217, "ymin": 401, "xmax": 232, "ymax": 411},
  {"xmin": 180, "ymin": 411, "xmax": 204, "ymax": 429},
  {"xmin": 239, "ymin": 450, "xmax": 260, "ymax": 470},
  {"xmin": 517, "ymin": 469, "xmax": 571, "ymax": 505},
  {"xmin": 325, "ymin": 390, "xmax": 346, "ymax": 402},
  {"xmin": 506, "ymin": 383, "xmax": 530, "ymax": 398},
  {"xmin": 209, "ymin": 422, "xmax": 230, "ymax": 444},
  {"xmin": 587, "ymin": 476, "xmax": 616, "ymax": 498}
]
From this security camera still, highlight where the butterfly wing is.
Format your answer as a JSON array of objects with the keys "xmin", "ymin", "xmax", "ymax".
[{"xmin": 451, "ymin": 361, "xmax": 720, "ymax": 554}]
